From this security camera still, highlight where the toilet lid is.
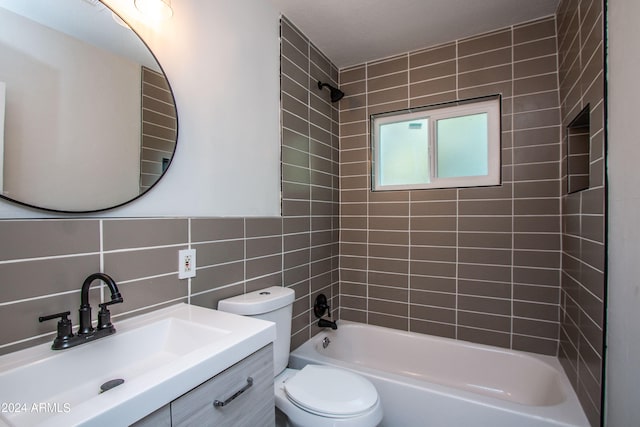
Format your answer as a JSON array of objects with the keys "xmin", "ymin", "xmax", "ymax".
[{"xmin": 283, "ymin": 365, "xmax": 378, "ymax": 417}]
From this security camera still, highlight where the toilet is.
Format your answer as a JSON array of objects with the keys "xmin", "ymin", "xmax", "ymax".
[{"xmin": 218, "ymin": 286, "xmax": 383, "ymax": 427}]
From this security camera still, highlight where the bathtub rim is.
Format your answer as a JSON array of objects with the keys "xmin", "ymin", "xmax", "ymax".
[{"xmin": 289, "ymin": 320, "xmax": 589, "ymax": 427}]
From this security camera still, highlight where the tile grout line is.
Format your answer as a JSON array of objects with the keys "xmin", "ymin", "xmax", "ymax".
[
  {"xmin": 187, "ymin": 218, "xmax": 192, "ymax": 305},
  {"xmin": 99, "ymin": 220, "xmax": 105, "ymax": 304},
  {"xmin": 510, "ymin": 24, "xmax": 516, "ymax": 350},
  {"xmin": 454, "ymin": 39, "xmax": 459, "ymax": 340},
  {"xmin": 408, "ymin": 190, "xmax": 412, "ymax": 331},
  {"xmin": 307, "ymin": 35, "xmax": 313, "ymax": 339}
]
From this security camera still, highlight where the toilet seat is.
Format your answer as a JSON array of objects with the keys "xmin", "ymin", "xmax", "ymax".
[{"xmin": 283, "ymin": 365, "xmax": 379, "ymax": 418}]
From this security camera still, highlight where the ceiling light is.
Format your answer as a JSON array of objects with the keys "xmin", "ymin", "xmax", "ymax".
[{"xmin": 134, "ymin": 0, "xmax": 173, "ymax": 21}]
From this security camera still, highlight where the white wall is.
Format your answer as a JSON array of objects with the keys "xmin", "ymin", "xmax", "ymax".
[
  {"xmin": 0, "ymin": 0, "xmax": 282, "ymax": 217},
  {"xmin": 605, "ymin": 0, "xmax": 640, "ymax": 424}
]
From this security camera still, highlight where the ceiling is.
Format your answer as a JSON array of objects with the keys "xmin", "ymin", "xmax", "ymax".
[{"xmin": 270, "ymin": 0, "xmax": 560, "ymax": 69}]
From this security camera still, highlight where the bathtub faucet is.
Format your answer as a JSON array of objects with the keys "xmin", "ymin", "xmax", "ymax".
[{"xmin": 318, "ymin": 318, "xmax": 337, "ymax": 330}]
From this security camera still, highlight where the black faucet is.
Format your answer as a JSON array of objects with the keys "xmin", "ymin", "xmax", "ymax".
[
  {"xmin": 318, "ymin": 318, "xmax": 338, "ymax": 330},
  {"xmin": 79, "ymin": 272, "xmax": 123, "ymax": 335},
  {"xmin": 39, "ymin": 273, "xmax": 123, "ymax": 350},
  {"xmin": 314, "ymin": 294, "xmax": 338, "ymax": 330}
]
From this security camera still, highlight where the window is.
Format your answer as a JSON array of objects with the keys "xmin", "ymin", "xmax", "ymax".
[{"xmin": 371, "ymin": 96, "xmax": 501, "ymax": 191}]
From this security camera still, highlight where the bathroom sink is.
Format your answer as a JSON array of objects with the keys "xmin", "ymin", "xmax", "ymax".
[{"xmin": 0, "ymin": 303, "xmax": 276, "ymax": 427}]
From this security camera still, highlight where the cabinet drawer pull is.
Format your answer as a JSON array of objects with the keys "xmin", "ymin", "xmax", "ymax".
[{"xmin": 213, "ymin": 377, "xmax": 254, "ymax": 407}]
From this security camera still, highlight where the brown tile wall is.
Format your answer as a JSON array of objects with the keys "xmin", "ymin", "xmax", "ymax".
[
  {"xmin": 0, "ymin": 217, "xmax": 288, "ymax": 355},
  {"xmin": 338, "ymin": 17, "xmax": 563, "ymax": 355},
  {"xmin": 557, "ymin": 0, "xmax": 606, "ymax": 425},
  {"xmin": 280, "ymin": 17, "xmax": 341, "ymax": 348},
  {"xmin": 0, "ymin": 17, "xmax": 339, "ymax": 356}
]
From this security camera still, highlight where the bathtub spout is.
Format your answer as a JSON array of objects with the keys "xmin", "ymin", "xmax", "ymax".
[{"xmin": 318, "ymin": 318, "xmax": 337, "ymax": 330}]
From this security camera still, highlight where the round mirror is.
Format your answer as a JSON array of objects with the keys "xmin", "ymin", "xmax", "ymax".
[{"xmin": 0, "ymin": 0, "xmax": 178, "ymax": 213}]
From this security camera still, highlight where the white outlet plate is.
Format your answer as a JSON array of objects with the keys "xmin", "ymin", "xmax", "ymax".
[{"xmin": 178, "ymin": 249, "xmax": 196, "ymax": 279}]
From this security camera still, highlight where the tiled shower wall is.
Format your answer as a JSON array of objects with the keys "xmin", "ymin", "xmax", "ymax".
[
  {"xmin": 0, "ymin": 17, "xmax": 340, "ymax": 356},
  {"xmin": 557, "ymin": 0, "xmax": 606, "ymax": 425},
  {"xmin": 338, "ymin": 17, "xmax": 564, "ymax": 355},
  {"xmin": 279, "ymin": 17, "xmax": 341, "ymax": 348}
]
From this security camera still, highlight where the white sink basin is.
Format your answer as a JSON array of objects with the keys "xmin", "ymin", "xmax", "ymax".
[{"xmin": 0, "ymin": 303, "xmax": 276, "ymax": 426}]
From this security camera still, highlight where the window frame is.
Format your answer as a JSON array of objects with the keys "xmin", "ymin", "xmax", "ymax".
[{"xmin": 371, "ymin": 95, "xmax": 502, "ymax": 191}]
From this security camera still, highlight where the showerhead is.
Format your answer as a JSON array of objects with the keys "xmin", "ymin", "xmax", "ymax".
[{"xmin": 317, "ymin": 81, "xmax": 344, "ymax": 103}]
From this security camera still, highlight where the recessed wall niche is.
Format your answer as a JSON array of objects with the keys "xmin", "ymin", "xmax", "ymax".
[{"xmin": 567, "ymin": 105, "xmax": 590, "ymax": 194}]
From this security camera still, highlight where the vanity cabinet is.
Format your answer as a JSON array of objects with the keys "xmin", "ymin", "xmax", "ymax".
[
  {"xmin": 131, "ymin": 404, "xmax": 171, "ymax": 427},
  {"xmin": 131, "ymin": 344, "xmax": 274, "ymax": 427}
]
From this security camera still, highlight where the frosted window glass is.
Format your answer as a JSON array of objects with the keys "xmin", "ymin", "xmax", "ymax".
[
  {"xmin": 371, "ymin": 95, "xmax": 500, "ymax": 191},
  {"xmin": 436, "ymin": 113, "xmax": 488, "ymax": 178},
  {"xmin": 379, "ymin": 119, "xmax": 430, "ymax": 186}
]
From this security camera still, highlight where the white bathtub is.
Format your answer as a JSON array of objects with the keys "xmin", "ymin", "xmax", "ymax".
[{"xmin": 288, "ymin": 321, "xmax": 589, "ymax": 427}]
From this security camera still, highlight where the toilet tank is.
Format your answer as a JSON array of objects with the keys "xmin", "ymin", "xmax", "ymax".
[{"xmin": 218, "ymin": 286, "xmax": 295, "ymax": 376}]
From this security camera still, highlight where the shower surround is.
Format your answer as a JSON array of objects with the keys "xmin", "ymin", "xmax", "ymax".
[
  {"xmin": 337, "ymin": 0, "xmax": 605, "ymax": 424},
  {"xmin": 338, "ymin": 16, "xmax": 564, "ymax": 354}
]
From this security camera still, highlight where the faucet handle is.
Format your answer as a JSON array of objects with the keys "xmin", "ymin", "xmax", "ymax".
[
  {"xmin": 39, "ymin": 310, "xmax": 71, "ymax": 323},
  {"xmin": 97, "ymin": 305, "xmax": 112, "ymax": 330},
  {"xmin": 313, "ymin": 294, "xmax": 331, "ymax": 318},
  {"xmin": 97, "ymin": 298, "xmax": 122, "ymax": 330},
  {"xmin": 39, "ymin": 311, "xmax": 74, "ymax": 342}
]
